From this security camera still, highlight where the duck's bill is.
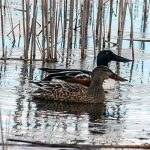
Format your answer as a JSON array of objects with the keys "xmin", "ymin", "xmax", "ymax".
[
  {"xmin": 110, "ymin": 73, "xmax": 128, "ymax": 82},
  {"xmin": 112, "ymin": 53, "xmax": 132, "ymax": 62}
]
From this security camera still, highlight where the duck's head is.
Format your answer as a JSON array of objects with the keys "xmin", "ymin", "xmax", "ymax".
[
  {"xmin": 91, "ymin": 66, "xmax": 127, "ymax": 84},
  {"xmin": 97, "ymin": 50, "xmax": 132, "ymax": 66}
]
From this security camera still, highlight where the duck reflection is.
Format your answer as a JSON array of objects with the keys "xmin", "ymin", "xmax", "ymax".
[
  {"xmin": 33, "ymin": 99, "xmax": 106, "ymax": 122},
  {"xmin": 32, "ymin": 98, "xmax": 108, "ymax": 137}
]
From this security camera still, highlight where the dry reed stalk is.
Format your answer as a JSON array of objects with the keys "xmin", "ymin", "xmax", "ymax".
[
  {"xmin": 0, "ymin": 0, "xmax": 5, "ymax": 58},
  {"xmin": 117, "ymin": 0, "xmax": 127, "ymax": 55},
  {"xmin": 58, "ymin": 2, "xmax": 63, "ymax": 48},
  {"xmin": 24, "ymin": 0, "xmax": 30, "ymax": 60},
  {"xmin": 66, "ymin": 0, "xmax": 74, "ymax": 65},
  {"xmin": 128, "ymin": 1, "xmax": 134, "ymax": 61},
  {"xmin": 54, "ymin": 1, "xmax": 58, "ymax": 60},
  {"xmin": 6, "ymin": 0, "xmax": 16, "ymax": 47},
  {"xmin": 0, "ymin": 57, "xmax": 50, "ymax": 61},
  {"xmin": 36, "ymin": 37, "xmax": 42, "ymax": 55},
  {"xmin": 73, "ymin": 0, "xmax": 79, "ymax": 49},
  {"xmin": 50, "ymin": 0, "xmax": 56, "ymax": 60},
  {"xmin": 92, "ymin": 26, "xmax": 96, "ymax": 58},
  {"xmin": 62, "ymin": 0, "xmax": 68, "ymax": 49},
  {"xmin": 85, "ymin": 0, "xmax": 90, "ymax": 46},
  {"xmin": 18, "ymin": 21, "xmax": 21, "ymax": 47},
  {"xmin": 75, "ymin": 0, "xmax": 79, "ymax": 31},
  {"xmin": 41, "ymin": 0, "xmax": 45, "ymax": 62},
  {"xmin": 117, "ymin": 0, "xmax": 123, "ymax": 55},
  {"xmin": 80, "ymin": 0, "xmax": 90, "ymax": 58},
  {"xmin": 92, "ymin": 0, "xmax": 96, "ymax": 57},
  {"xmin": 0, "ymin": 105, "xmax": 4, "ymax": 150},
  {"xmin": 102, "ymin": 2, "xmax": 106, "ymax": 49},
  {"xmin": 3, "ymin": 0, "xmax": 6, "ymax": 15},
  {"xmin": 121, "ymin": 1, "xmax": 127, "ymax": 37},
  {"xmin": 96, "ymin": 0, "xmax": 100, "ymax": 41},
  {"xmin": 98, "ymin": 0, "xmax": 103, "ymax": 51},
  {"xmin": 107, "ymin": 0, "xmax": 113, "ymax": 47},
  {"xmin": 140, "ymin": 0, "xmax": 148, "ymax": 49},
  {"xmin": 54, "ymin": 3, "xmax": 61, "ymax": 60},
  {"xmin": 44, "ymin": 0, "xmax": 51, "ymax": 61},
  {"xmin": 22, "ymin": 0, "xmax": 26, "ymax": 51},
  {"xmin": 143, "ymin": 0, "xmax": 147, "ymax": 32},
  {"xmin": 7, "ymin": 138, "xmax": 150, "ymax": 149},
  {"xmin": 7, "ymin": 23, "xmax": 19, "ymax": 36},
  {"xmin": 30, "ymin": 0, "xmax": 37, "ymax": 62}
]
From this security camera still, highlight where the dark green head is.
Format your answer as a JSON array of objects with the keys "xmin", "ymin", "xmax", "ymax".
[{"xmin": 97, "ymin": 50, "xmax": 132, "ymax": 66}]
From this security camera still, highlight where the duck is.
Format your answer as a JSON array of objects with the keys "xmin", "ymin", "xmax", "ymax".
[
  {"xmin": 39, "ymin": 50, "xmax": 131, "ymax": 87},
  {"xmin": 32, "ymin": 66, "xmax": 128, "ymax": 103}
]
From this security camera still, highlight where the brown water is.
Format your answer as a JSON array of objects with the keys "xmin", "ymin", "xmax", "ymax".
[{"xmin": 0, "ymin": 0, "xmax": 150, "ymax": 148}]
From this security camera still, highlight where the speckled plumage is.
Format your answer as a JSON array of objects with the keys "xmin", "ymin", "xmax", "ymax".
[{"xmin": 33, "ymin": 82, "xmax": 89, "ymax": 103}]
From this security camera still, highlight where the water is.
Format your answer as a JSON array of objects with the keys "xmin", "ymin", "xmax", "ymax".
[
  {"xmin": 0, "ymin": 0, "xmax": 150, "ymax": 148},
  {"xmin": 0, "ymin": 49, "xmax": 150, "ymax": 147}
]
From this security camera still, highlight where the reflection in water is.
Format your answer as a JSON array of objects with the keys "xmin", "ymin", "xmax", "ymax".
[{"xmin": 32, "ymin": 101, "xmax": 105, "ymax": 122}]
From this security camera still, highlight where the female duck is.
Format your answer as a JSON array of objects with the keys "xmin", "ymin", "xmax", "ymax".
[{"xmin": 32, "ymin": 66, "xmax": 127, "ymax": 103}]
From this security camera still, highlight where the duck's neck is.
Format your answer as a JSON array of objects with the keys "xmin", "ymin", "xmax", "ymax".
[
  {"xmin": 97, "ymin": 61, "xmax": 109, "ymax": 67},
  {"xmin": 87, "ymin": 80, "xmax": 105, "ymax": 103}
]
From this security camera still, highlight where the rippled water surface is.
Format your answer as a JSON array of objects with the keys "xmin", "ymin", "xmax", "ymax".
[
  {"xmin": 0, "ymin": 0, "xmax": 150, "ymax": 148},
  {"xmin": 0, "ymin": 49, "xmax": 150, "ymax": 147}
]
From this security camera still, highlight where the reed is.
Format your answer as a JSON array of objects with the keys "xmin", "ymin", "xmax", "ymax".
[
  {"xmin": 24, "ymin": 0, "xmax": 30, "ymax": 60},
  {"xmin": 92, "ymin": 0, "xmax": 96, "ymax": 57},
  {"xmin": 143, "ymin": 0, "xmax": 148, "ymax": 32},
  {"xmin": 0, "ymin": 0, "xmax": 5, "ymax": 58},
  {"xmin": 128, "ymin": 1, "xmax": 134, "ymax": 61},
  {"xmin": 54, "ymin": 3, "xmax": 60, "ymax": 60},
  {"xmin": 18, "ymin": 21, "xmax": 21, "ymax": 47},
  {"xmin": 117, "ymin": 0, "xmax": 127, "ymax": 55},
  {"xmin": 41, "ymin": 0, "xmax": 45, "ymax": 62},
  {"xmin": 62, "ymin": 0, "xmax": 67, "ymax": 49},
  {"xmin": 107, "ymin": 0, "xmax": 113, "ymax": 48},
  {"xmin": 22, "ymin": 0, "xmax": 26, "ymax": 50},
  {"xmin": 73, "ymin": 0, "xmax": 79, "ymax": 49},
  {"xmin": 96, "ymin": 0, "xmax": 100, "ymax": 41},
  {"xmin": 98, "ymin": 0, "xmax": 103, "ymax": 51},
  {"xmin": 1, "ymin": 0, "xmax": 146, "ymax": 62},
  {"xmin": 66, "ymin": 0, "xmax": 74, "ymax": 65},
  {"xmin": 6, "ymin": 0, "xmax": 16, "ymax": 47},
  {"xmin": 30, "ymin": 0, "xmax": 37, "ymax": 62},
  {"xmin": 0, "ymin": 105, "xmax": 4, "ymax": 150},
  {"xmin": 44, "ymin": 0, "xmax": 51, "ymax": 61},
  {"xmin": 80, "ymin": 0, "xmax": 90, "ymax": 58},
  {"xmin": 7, "ymin": 23, "xmax": 19, "ymax": 37},
  {"xmin": 50, "ymin": 0, "xmax": 58, "ymax": 61}
]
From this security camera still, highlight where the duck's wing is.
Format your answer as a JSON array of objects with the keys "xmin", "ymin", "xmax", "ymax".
[
  {"xmin": 64, "ymin": 73, "xmax": 91, "ymax": 87},
  {"xmin": 39, "ymin": 68, "xmax": 91, "ymax": 74},
  {"xmin": 31, "ymin": 81, "xmax": 87, "ymax": 103},
  {"xmin": 39, "ymin": 68, "xmax": 92, "ymax": 86}
]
